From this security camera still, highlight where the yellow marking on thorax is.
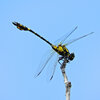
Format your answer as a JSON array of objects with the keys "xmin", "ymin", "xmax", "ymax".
[
  {"xmin": 57, "ymin": 45, "xmax": 63, "ymax": 52},
  {"xmin": 52, "ymin": 45, "xmax": 69, "ymax": 56},
  {"xmin": 63, "ymin": 46, "xmax": 69, "ymax": 52},
  {"xmin": 52, "ymin": 45, "xmax": 64, "ymax": 52}
]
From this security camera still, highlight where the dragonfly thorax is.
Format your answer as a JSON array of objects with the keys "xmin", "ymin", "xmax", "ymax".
[{"xmin": 52, "ymin": 44, "xmax": 69, "ymax": 57}]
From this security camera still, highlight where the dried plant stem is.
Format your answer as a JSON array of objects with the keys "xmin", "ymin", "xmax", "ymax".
[{"xmin": 60, "ymin": 60, "xmax": 71, "ymax": 100}]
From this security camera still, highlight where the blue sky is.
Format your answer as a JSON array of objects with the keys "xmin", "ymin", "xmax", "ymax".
[{"xmin": 0, "ymin": 0, "xmax": 100, "ymax": 100}]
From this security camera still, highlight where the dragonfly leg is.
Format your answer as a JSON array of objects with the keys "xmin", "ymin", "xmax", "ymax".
[
  {"xmin": 58, "ymin": 56, "xmax": 64, "ymax": 65},
  {"xmin": 58, "ymin": 61, "xmax": 62, "ymax": 65}
]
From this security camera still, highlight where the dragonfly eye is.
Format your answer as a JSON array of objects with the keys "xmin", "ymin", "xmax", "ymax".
[{"xmin": 69, "ymin": 53, "xmax": 75, "ymax": 61}]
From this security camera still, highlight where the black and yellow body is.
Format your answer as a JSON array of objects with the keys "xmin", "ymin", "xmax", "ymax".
[
  {"xmin": 12, "ymin": 21, "xmax": 94, "ymax": 80},
  {"xmin": 52, "ymin": 45, "xmax": 69, "ymax": 57},
  {"xmin": 12, "ymin": 22, "xmax": 31, "ymax": 31},
  {"xmin": 12, "ymin": 22, "xmax": 75, "ymax": 62}
]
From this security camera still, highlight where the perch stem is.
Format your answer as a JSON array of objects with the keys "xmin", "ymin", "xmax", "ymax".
[{"xmin": 60, "ymin": 60, "xmax": 71, "ymax": 100}]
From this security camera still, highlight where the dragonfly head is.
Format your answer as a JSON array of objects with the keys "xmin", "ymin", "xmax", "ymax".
[{"xmin": 69, "ymin": 53, "xmax": 75, "ymax": 61}]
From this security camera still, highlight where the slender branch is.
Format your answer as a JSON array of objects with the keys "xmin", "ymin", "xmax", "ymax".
[{"xmin": 60, "ymin": 60, "xmax": 71, "ymax": 100}]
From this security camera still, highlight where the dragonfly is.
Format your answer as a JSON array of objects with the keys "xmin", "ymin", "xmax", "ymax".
[{"xmin": 12, "ymin": 22, "xmax": 93, "ymax": 80}]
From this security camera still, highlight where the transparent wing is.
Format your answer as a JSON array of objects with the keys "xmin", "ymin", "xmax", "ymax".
[
  {"xmin": 65, "ymin": 32, "xmax": 94, "ymax": 46},
  {"xmin": 45, "ymin": 53, "xmax": 59, "ymax": 81},
  {"xmin": 49, "ymin": 54, "xmax": 59, "ymax": 80},
  {"xmin": 54, "ymin": 26, "xmax": 78, "ymax": 46},
  {"xmin": 34, "ymin": 49, "xmax": 55, "ymax": 77}
]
